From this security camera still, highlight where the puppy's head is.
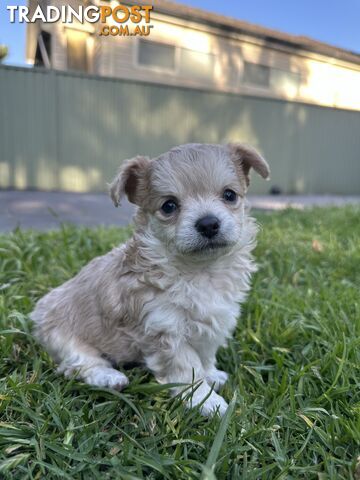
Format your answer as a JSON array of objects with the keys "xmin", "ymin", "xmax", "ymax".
[{"xmin": 109, "ymin": 143, "xmax": 269, "ymax": 257}]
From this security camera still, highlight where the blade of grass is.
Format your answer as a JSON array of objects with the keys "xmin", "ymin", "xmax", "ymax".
[{"xmin": 200, "ymin": 394, "xmax": 236, "ymax": 479}]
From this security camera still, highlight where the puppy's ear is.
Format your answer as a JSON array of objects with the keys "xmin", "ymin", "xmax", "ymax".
[
  {"xmin": 228, "ymin": 143, "xmax": 270, "ymax": 187},
  {"xmin": 109, "ymin": 156, "xmax": 151, "ymax": 207}
]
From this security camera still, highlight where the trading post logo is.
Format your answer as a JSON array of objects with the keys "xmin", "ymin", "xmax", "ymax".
[{"xmin": 7, "ymin": 3, "xmax": 154, "ymax": 37}]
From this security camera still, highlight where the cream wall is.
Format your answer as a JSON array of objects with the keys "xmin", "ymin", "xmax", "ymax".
[
  {"xmin": 91, "ymin": 10, "xmax": 360, "ymax": 111},
  {"xmin": 33, "ymin": 1, "xmax": 360, "ymax": 111}
]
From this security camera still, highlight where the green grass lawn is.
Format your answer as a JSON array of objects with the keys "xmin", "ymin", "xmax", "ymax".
[{"xmin": 0, "ymin": 207, "xmax": 359, "ymax": 479}]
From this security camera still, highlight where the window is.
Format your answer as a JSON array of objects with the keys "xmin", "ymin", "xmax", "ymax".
[
  {"xmin": 67, "ymin": 30, "xmax": 88, "ymax": 72},
  {"xmin": 179, "ymin": 48, "xmax": 215, "ymax": 81},
  {"xmin": 35, "ymin": 31, "xmax": 51, "ymax": 67},
  {"xmin": 137, "ymin": 40, "xmax": 176, "ymax": 71},
  {"xmin": 137, "ymin": 41, "xmax": 216, "ymax": 81},
  {"xmin": 243, "ymin": 62, "xmax": 270, "ymax": 88},
  {"xmin": 243, "ymin": 61, "xmax": 301, "ymax": 96}
]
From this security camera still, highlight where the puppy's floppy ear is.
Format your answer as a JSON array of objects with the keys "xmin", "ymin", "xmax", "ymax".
[
  {"xmin": 109, "ymin": 155, "xmax": 151, "ymax": 207},
  {"xmin": 228, "ymin": 143, "xmax": 270, "ymax": 187}
]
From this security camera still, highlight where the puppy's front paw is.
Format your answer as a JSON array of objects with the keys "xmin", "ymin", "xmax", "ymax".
[
  {"xmin": 206, "ymin": 368, "xmax": 229, "ymax": 391},
  {"xmin": 84, "ymin": 367, "xmax": 129, "ymax": 391},
  {"xmin": 190, "ymin": 391, "xmax": 228, "ymax": 417}
]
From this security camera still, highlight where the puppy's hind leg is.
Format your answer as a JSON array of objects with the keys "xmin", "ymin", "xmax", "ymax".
[{"xmin": 50, "ymin": 335, "xmax": 129, "ymax": 391}]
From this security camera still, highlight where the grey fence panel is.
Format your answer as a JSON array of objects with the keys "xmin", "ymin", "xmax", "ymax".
[
  {"xmin": 296, "ymin": 105, "xmax": 360, "ymax": 194},
  {"xmin": 0, "ymin": 65, "xmax": 359, "ymax": 194},
  {"xmin": 0, "ymin": 67, "xmax": 58, "ymax": 190}
]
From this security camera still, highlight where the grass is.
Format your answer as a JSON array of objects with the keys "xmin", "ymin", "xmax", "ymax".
[{"xmin": 0, "ymin": 206, "xmax": 359, "ymax": 479}]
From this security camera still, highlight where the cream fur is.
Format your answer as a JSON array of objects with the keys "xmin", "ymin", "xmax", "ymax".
[{"xmin": 31, "ymin": 142, "xmax": 269, "ymax": 417}]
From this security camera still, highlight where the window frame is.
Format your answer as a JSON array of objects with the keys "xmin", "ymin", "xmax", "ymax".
[
  {"xmin": 134, "ymin": 38, "xmax": 179, "ymax": 74},
  {"xmin": 242, "ymin": 61, "xmax": 301, "ymax": 97},
  {"xmin": 242, "ymin": 61, "xmax": 271, "ymax": 89},
  {"xmin": 66, "ymin": 29, "xmax": 89, "ymax": 73},
  {"xmin": 35, "ymin": 31, "xmax": 52, "ymax": 68}
]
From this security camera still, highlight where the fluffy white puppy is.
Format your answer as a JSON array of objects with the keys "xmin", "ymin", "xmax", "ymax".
[{"xmin": 31, "ymin": 143, "xmax": 270, "ymax": 416}]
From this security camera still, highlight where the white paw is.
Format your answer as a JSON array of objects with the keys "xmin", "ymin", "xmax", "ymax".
[
  {"xmin": 206, "ymin": 368, "xmax": 229, "ymax": 391},
  {"xmin": 83, "ymin": 366, "xmax": 129, "ymax": 391},
  {"xmin": 189, "ymin": 390, "xmax": 229, "ymax": 417}
]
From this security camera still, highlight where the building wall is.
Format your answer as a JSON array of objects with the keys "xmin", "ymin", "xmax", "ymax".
[
  {"xmin": 27, "ymin": 0, "xmax": 360, "ymax": 111},
  {"xmin": 0, "ymin": 65, "xmax": 359, "ymax": 194},
  {"xmin": 95, "ymin": 12, "xmax": 360, "ymax": 111},
  {"xmin": 31, "ymin": 2, "xmax": 360, "ymax": 112}
]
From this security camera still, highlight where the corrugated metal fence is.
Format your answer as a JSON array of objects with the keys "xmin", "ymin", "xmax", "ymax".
[{"xmin": 1, "ymin": 65, "xmax": 359, "ymax": 194}]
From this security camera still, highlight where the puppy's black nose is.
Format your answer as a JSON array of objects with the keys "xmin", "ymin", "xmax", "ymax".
[{"xmin": 195, "ymin": 215, "xmax": 220, "ymax": 239}]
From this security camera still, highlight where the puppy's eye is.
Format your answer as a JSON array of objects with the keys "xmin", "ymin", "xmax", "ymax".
[
  {"xmin": 223, "ymin": 189, "xmax": 237, "ymax": 203},
  {"xmin": 161, "ymin": 199, "xmax": 178, "ymax": 215}
]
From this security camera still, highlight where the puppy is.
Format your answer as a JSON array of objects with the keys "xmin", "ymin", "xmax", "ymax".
[{"xmin": 31, "ymin": 143, "xmax": 269, "ymax": 416}]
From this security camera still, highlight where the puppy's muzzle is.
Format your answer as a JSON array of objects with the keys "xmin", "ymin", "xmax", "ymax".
[{"xmin": 195, "ymin": 215, "xmax": 220, "ymax": 239}]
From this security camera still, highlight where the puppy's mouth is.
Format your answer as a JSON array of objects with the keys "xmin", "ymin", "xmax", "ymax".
[
  {"xmin": 180, "ymin": 240, "xmax": 233, "ymax": 255},
  {"xmin": 193, "ymin": 241, "xmax": 229, "ymax": 253}
]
